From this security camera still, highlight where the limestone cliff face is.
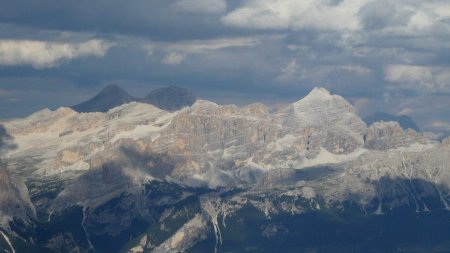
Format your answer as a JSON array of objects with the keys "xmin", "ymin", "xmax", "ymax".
[
  {"xmin": 154, "ymin": 89, "xmax": 368, "ymax": 184},
  {"xmin": 442, "ymin": 137, "xmax": 450, "ymax": 149},
  {"xmin": 364, "ymin": 121, "xmax": 435, "ymax": 150},
  {"xmin": 0, "ymin": 169, "xmax": 36, "ymax": 229},
  {"xmin": 275, "ymin": 88, "xmax": 367, "ymax": 157},
  {"xmin": 163, "ymin": 101, "xmax": 274, "ymax": 178},
  {"xmin": 0, "ymin": 87, "xmax": 444, "ymax": 212},
  {"xmin": 279, "ymin": 88, "xmax": 366, "ymax": 134},
  {"xmin": 2, "ymin": 88, "xmax": 367, "ymax": 187}
]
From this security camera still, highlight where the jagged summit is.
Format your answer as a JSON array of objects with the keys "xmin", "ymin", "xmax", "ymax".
[
  {"xmin": 304, "ymin": 87, "xmax": 332, "ymax": 99},
  {"xmin": 291, "ymin": 87, "xmax": 352, "ymax": 113},
  {"xmin": 364, "ymin": 112, "xmax": 420, "ymax": 132},
  {"xmin": 140, "ymin": 85, "xmax": 197, "ymax": 111},
  {"xmin": 294, "ymin": 87, "xmax": 345, "ymax": 105},
  {"xmin": 72, "ymin": 84, "xmax": 134, "ymax": 113},
  {"xmin": 191, "ymin": 99, "xmax": 218, "ymax": 108},
  {"xmin": 71, "ymin": 85, "xmax": 197, "ymax": 113},
  {"xmin": 282, "ymin": 87, "xmax": 362, "ymax": 129},
  {"xmin": 101, "ymin": 84, "xmax": 125, "ymax": 93}
]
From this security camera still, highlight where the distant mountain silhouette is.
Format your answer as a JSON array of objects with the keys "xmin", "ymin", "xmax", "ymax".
[
  {"xmin": 139, "ymin": 86, "xmax": 197, "ymax": 111},
  {"xmin": 72, "ymin": 84, "xmax": 135, "ymax": 113},
  {"xmin": 364, "ymin": 112, "xmax": 420, "ymax": 132},
  {"xmin": 71, "ymin": 85, "xmax": 197, "ymax": 113}
]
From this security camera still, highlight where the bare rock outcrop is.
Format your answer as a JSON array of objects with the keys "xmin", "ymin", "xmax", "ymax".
[
  {"xmin": 0, "ymin": 169, "xmax": 36, "ymax": 229},
  {"xmin": 364, "ymin": 121, "xmax": 435, "ymax": 150}
]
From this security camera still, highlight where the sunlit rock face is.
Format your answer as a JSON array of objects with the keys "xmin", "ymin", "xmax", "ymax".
[
  {"xmin": 363, "ymin": 112, "xmax": 421, "ymax": 132},
  {"xmin": 2, "ymin": 87, "xmax": 440, "ymax": 192},
  {"xmin": 364, "ymin": 121, "xmax": 436, "ymax": 150},
  {"xmin": 274, "ymin": 88, "xmax": 367, "ymax": 158},
  {"xmin": 1, "ymin": 86, "xmax": 443, "ymax": 227},
  {"xmin": 0, "ymin": 88, "xmax": 366, "ymax": 191},
  {"xmin": 0, "ymin": 87, "xmax": 444, "ymax": 210}
]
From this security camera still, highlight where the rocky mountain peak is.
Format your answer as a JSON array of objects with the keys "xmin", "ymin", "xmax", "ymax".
[
  {"xmin": 189, "ymin": 99, "xmax": 219, "ymax": 112},
  {"xmin": 141, "ymin": 85, "xmax": 197, "ymax": 111},
  {"xmin": 303, "ymin": 87, "xmax": 332, "ymax": 99},
  {"xmin": 364, "ymin": 112, "xmax": 420, "ymax": 132},
  {"xmin": 72, "ymin": 84, "xmax": 134, "ymax": 113},
  {"xmin": 364, "ymin": 121, "xmax": 435, "ymax": 150},
  {"xmin": 91, "ymin": 84, "xmax": 131, "ymax": 101},
  {"xmin": 71, "ymin": 84, "xmax": 198, "ymax": 113},
  {"xmin": 101, "ymin": 84, "xmax": 126, "ymax": 93},
  {"xmin": 291, "ymin": 87, "xmax": 353, "ymax": 113},
  {"xmin": 281, "ymin": 87, "xmax": 364, "ymax": 132}
]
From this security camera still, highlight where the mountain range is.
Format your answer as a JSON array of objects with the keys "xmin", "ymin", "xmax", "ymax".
[
  {"xmin": 0, "ymin": 86, "xmax": 449, "ymax": 253},
  {"xmin": 71, "ymin": 85, "xmax": 197, "ymax": 113},
  {"xmin": 363, "ymin": 112, "xmax": 420, "ymax": 132}
]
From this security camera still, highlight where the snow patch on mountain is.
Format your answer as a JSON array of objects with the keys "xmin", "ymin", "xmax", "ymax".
[{"xmin": 300, "ymin": 147, "xmax": 367, "ymax": 168}]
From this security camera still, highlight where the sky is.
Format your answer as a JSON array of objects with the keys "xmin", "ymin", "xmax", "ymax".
[{"xmin": 0, "ymin": 0, "xmax": 449, "ymax": 135}]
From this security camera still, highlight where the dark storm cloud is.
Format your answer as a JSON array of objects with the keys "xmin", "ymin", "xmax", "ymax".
[{"xmin": 0, "ymin": 0, "xmax": 249, "ymax": 41}]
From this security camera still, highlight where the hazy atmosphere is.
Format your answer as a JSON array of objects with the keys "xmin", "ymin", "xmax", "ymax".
[{"xmin": 0, "ymin": 0, "xmax": 449, "ymax": 134}]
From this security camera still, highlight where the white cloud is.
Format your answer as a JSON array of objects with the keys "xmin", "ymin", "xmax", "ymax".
[
  {"xmin": 143, "ymin": 37, "xmax": 259, "ymax": 56},
  {"xmin": 425, "ymin": 2, "xmax": 450, "ymax": 19},
  {"xmin": 398, "ymin": 107, "xmax": 413, "ymax": 115},
  {"xmin": 222, "ymin": 0, "xmax": 365, "ymax": 31},
  {"xmin": 143, "ymin": 37, "xmax": 260, "ymax": 65},
  {"xmin": 385, "ymin": 64, "xmax": 450, "ymax": 93},
  {"xmin": 436, "ymin": 72, "xmax": 450, "ymax": 87},
  {"xmin": 173, "ymin": 0, "xmax": 227, "ymax": 14},
  {"xmin": 360, "ymin": 0, "xmax": 450, "ymax": 35},
  {"xmin": 162, "ymin": 52, "xmax": 185, "ymax": 65},
  {"xmin": 164, "ymin": 37, "xmax": 259, "ymax": 53},
  {"xmin": 339, "ymin": 65, "xmax": 371, "ymax": 75},
  {"xmin": 0, "ymin": 39, "xmax": 111, "ymax": 69},
  {"xmin": 407, "ymin": 10, "xmax": 434, "ymax": 31},
  {"xmin": 277, "ymin": 59, "xmax": 301, "ymax": 82},
  {"xmin": 430, "ymin": 120, "xmax": 450, "ymax": 130},
  {"xmin": 142, "ymin": 44, "xmax": 155, "ymax": 56},
  {"xmin": 385, "ymin": 65, "xmax": 433, "ymax": 83},
  {"xmin": 222, "ymin": 0, "xmax": 449, "ymax": 36}
]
